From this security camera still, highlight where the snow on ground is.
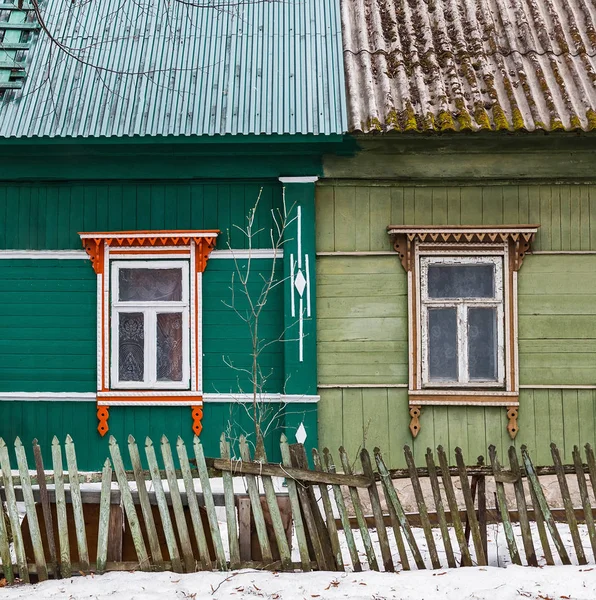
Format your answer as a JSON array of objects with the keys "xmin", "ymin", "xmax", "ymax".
[{"xmin": 2, "ymin": 565, "xmax": 596, "ymax": 600}]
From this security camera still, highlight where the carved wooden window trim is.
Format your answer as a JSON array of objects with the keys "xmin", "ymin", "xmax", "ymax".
[
  {"xmin": 79, "ymin": 230, "xmax": 219, "ymax": 437},
  {"xmin": 387, "ymin": 225, "xmax": 539, "ymax": 440}
]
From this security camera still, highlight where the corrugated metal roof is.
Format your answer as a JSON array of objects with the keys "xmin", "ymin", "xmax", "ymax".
[
  {"xmin": 0, "ymin": 0, "xmax": 347, "ymax": 138},
  {"xmin": 342, "ymin": 0, "xmax": 596, "ymax": 133}
]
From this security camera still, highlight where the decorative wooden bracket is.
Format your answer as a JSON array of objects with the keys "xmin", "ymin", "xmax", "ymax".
[
  {"xmin": 507, "ymin": 406, "xmax": 519, "ymax": 439},
  {"xmin": 192, "ymin": 406, "xmax": 203, "ymax": 436},
  {"xmin": 388, "ymin": 226, "xmax": 539, "ymax": 272},
  {"xmin": 97, "ymin": 406, "xmax": 109, "ymax": 437},
  {"xmin": 409, "ymin": 405, "xmax": 421, "ymax": 437}
]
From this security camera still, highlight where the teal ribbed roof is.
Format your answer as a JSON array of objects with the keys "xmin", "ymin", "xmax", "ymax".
[{"xmin": 0, "ymin": 0, "xmax": 347, "ymax": 138}]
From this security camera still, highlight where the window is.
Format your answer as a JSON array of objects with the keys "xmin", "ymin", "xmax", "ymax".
[
  {"xmin": 420, "ymin": 256, "xmax": 504, "ymax": 388},
  {"xmin": 388, "ymin": 225, "xmax": 539, "ymax": 440},
  {"xmin": 79, "ymin": 231, "xmax": 219, "ymax": 436},
  {"xmin": 111, "ymin": 261, "xmax": 190, "ymax": 389}
]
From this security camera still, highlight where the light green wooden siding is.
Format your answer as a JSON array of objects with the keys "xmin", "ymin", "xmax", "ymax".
[
  {"xmin": 0, "ymin": 259, "xmax": 283, "ymax": 393},
  {"xmin": 318, "ymin": 388, "xmax": 596, "ymax": 467},
  {"xmin": 316, "ymin": 183, "xmax": 596, "ymax": 467},
  {"xmin": 0, "ymin": 181, "xmax": 282, "ymax": 250},
  {"xmin": 318, "ymin": 256, "xmax": 406, "ymax": 384},
  {"xmin": 316, "ymin": 184, "xmax": 596, "ymax": 252}
]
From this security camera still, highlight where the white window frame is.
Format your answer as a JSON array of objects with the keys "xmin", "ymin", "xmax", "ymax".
[
  {"xmin": 419, "ymin": 255, "xmax": 505, "ymax": 388},
  {"xmin": 110, "ymin": 260, "xmax": 190, "ymax": 390}
]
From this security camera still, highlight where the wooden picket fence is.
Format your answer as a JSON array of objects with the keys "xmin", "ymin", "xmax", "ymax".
[{"xmin": 2, "ymin": 434, "xmax": 596, "ymax": 584}]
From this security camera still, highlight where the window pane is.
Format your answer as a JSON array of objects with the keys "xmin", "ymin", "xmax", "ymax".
[
  {"xmin": 156, "ymin": 313, "xmax": 184, "ymax": 382},
  {"xmin": 119, "ymin": 268, "xmax": 182, "ymax": 302},
  {"xmin": 427, "ymin": 264, "xmax": 494, "ymax": 298},
  {"xmin": 428, "ymin": 308, "xmax": 458, "ymax": 381},
  {"xmin": 119, "ymin": 313, "xmax": 144, "ymax": 382},
  {"xmin": 468, "ymin": 307, "xmax": 498, "ymax": 380}
]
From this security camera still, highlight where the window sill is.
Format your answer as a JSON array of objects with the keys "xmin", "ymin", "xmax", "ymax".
[
  {"xmin": 409, "ymin": 390, "xmax": 519, "ymax": 407},
  {"xmin": 97, "ymin": 391, "xmax": 203, "ymax": 406}
]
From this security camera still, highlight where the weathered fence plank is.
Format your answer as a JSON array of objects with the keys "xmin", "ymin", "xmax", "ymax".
[
  {"xmin": 521, "ymin": 445, "xmax": 571, "ymax": 565},
  {"xmin": 109, "ymin": 437, "xmax": 151, "ymax": 572},
  {"xmin": 312, "ymin": 448, "xmax": 344, "ymax": 571},
  {"xmin": 177, "ymin": 437, "xmax": 212, "ymax": 570},
  {"xmin": 128, "ymin": 435, "xmax": 164, "ymax": 569},
  {"xmin": 51, "ymin": 436, "xmax": 71, "ymax": 579},
  {"xmin": 374, "ymin": 447, "xmax": 425, "ymax": 570},
  {"xmin": 405, "ymin": 445, "xmax": 440, "ymax": 569},
  {"xmin": 360, "ymin": 448, "xmax": 394, "ymax": 572},
  {"xmin": 239, "ymin": 436, "xmax": 273, "ymax": 565},
  {"xmin": 292, "ymin": 444, "xmax": 336, "ymax": 570},
  {"xmin": 527, "ymin": 471, "xmax": 554, "ymax": 566},
  {"xmin": 145, "ymin": 437, "xmax": 182, "ymax": 573},
  {"xmin": 280, "ymin": 435, "xmax": 311, "ymax": 572},
  {"xmin": 436, "ymin": 446, "xmax": 471, "ymax": 567},
  {"xmin": 65, "ymin": 435, "xmax": 90, "ymax": 572},
  {"xmin": 96, "ymin": 459, "xmax": 112, "ymax": 575},
  {"xmin": 194, "ymin": 437, "xmax": 227, "ymax": 570},
  {"xmin": 219, "ymin": 434, "xmax": 241, "ymax": 570},
  {"xmin": 15, "ymin": 437, "xmax": 48, "ymax": 581},
  {"xmin": 340, "ymin": 446, "xmax": 379, "ymax": 571},
  {"xmin": 425, "ymin": 448, "xmax": 456, "ymax": 569},
  {"xmin": 0, "ymin": 437, "xmax": 29, "ymax": 582},
  {"xmin": 551, "ymin": 443, "xmax": 586, "ymax": 565},
  {"xmin": 508, "ymin": 446, "xmax": 537, "ymax": 567},
  {"xmin": 256, "ymin": 441, "xmax": 292, "ymax": 571},
  {"xmin": 323, "ymin": 448, "xmax": 361, "ymax": 572},
  {"xmin": 573, "ymin": 445, "xmax": 596, "ymax": 562},
  {"xmin": 488, "ymin": 445, "xmax": 521, "ymax": 566},
  {"xmin": 455, "ymin": 447, "xmax": 486, "ymax": 566},
  {"xmin": 32, "ymin": 440, "xmax": 58, "ymax": 578},
  {"xmin": 162, "ymin": 436, "xmax": 195, "ymax": 573},
  {"xmin": 0, "ymin": 458, "xmax": 14, "ymax": 584}
]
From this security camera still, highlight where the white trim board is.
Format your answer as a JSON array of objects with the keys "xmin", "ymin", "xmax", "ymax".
[
  {"xmin": 0, "ymin": 392, "xmax": 319, "ymax": 403},
  {"xmin": 0, "ymin": 249, "xmax": 282, "ymax": 260}
]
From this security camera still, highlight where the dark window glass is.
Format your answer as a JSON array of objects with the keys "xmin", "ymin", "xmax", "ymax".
[
  {"xmin": 468, "ymin": 307, "xmax": 498, "ymax": 380},
  {"xmin": 119, "ymin": 313, "xmax": 144, "ymax": 381},
  {"xmin": 428, "ymin": 308, "xmax": 458, "ymax": 381},
  {"xmin": 119, "ymin": 268, "xmax": 182, "ymax": 302},
  {"xmin": 157, "ymin": 313, "xmax": 183, "ymax": 382},
  {"xmin": 428, "ymin": 264, "xmax": 494, "ymax": 299}
]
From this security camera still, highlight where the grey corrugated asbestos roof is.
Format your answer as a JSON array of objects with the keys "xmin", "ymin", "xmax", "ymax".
[
  {"xmin": 342, "ymin": 0, "xmax": 596, "ymax": 133},
  {"xmin": 0, "ymin": 0, "xmax": 347, "ymax": 138}
]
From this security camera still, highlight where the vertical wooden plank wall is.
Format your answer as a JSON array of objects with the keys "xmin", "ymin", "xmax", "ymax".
[{"xmin": 316, "ymin": 183, "xmax": 596, "ymax": 467}]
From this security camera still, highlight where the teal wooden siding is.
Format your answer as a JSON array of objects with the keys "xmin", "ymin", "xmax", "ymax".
[
  {"xmin": 0, "ymin": 400, "xmax": 318, "ymax": 469},
  {"xmin": 316, "ymin": 182, "xmax": 596, "ymax": 467},
  {"xmin": 0, "ymin": 180, "xmax": 282, "ymax": 250},
  {"xmin": 0, "ymin": 259, "xmax": 283, "ymax": 394}
]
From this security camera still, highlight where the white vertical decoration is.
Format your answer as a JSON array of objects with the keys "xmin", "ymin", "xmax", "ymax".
[
  {"xmin": 290, "ymin": 253, "xmax": 296, "ymax": 318},
  {"xmin": 103, "ymin": 243, "xmax": 110, "ymax": 389},
  {"xmin": 299, "ymin": 298, "xmax": 304, "ymax": 362},
  {"xmin": 305, "ymin": 253, "xmax": 311, "ymax": 317},
  {"xmin": 190, "ymin": 240, "xmax": 197, "ymax": 392},
  {"xmin": 96, "ymin": 273, "xmax": 103, "ymax": 391},
  {"xmin": 197, "ymin": 272, "xmax": 203, "ymax": 394},
  {"xmin": 297, "ymin": 206, "xmax": 302, "ymax": 269}
]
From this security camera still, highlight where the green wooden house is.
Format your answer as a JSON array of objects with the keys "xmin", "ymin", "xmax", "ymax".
[
  {"xmin": 0, "ymin": 0, "xmax": 347, "ymax": 468},
  {"xmin": 316, "ymin": 0, "xmax": 596, "ymax": 467}
]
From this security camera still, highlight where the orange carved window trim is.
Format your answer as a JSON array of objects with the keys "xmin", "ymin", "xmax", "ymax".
[{"xmin": 79, "ymin": 230, "xmax": 220, "ymax": 437}]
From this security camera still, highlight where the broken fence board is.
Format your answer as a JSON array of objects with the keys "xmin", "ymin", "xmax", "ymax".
[
  {"xmin": 220, "ymin": 434, "xmax": 241, "ymax": 569},
  {"xmin": 51, "ymin": 436, "xmax": 71, "ymax": 579},
  {"xmin": 96, "ymin": 459, "xmax": 112, "ymax": 575},
  {"xmin": 177, "ymin": 437, "xmax": 212, "ymax": 570},
  {"xmin": 0, "ymin": 437, "xmax": 29, "ymax": 583}
]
